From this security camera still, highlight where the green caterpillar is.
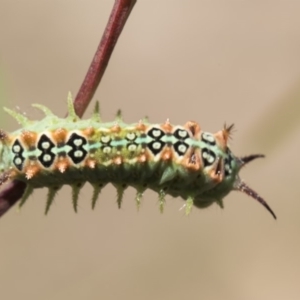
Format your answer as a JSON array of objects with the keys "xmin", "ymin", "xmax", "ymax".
[{"xmin": 0, "ymin": 93, "xmax": 276, "ymax": 218}]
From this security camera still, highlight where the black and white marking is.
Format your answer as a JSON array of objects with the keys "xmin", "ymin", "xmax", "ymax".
[
  {"xmin": 101, "ymin": 135, "xmax": 111, "ymax": 144},
  {"xmin": 147, "ymin": 128, "xmax": 165, "ymax": 140},
  {"xmin": 126, "ymin": 132, "xmax": 138, "ymax": 152},
  {"xmin": 173, "ymin": 129, "xmax": 189, "ymax": 140},
  {"xmin": 224, "ymin": 150, "xmax": 233, "ymax": 176},
  {"xmin": 66, "ymin": 133, "xmax": 87, "ymax": 164},
  {"xmin": 127, "ymin": 143, "xmax": 137, "ymax": 152},
  {"xmin": 173, "ymin": 141, "xmax": 189, "ymax": 156},
  {"xmin": 12, "ymin": 139, "xmax": 25, "ymax": 171},
  {"xmin": 147, "ymin": 127, "xmax": 166, "ymax": 155},
  {"xmin": 37, "ymin": 134, "xmax": 56, "ymax": 168},
  {"xmin": 147, "ymin": 140, "xmax": 166, "ymax": 155},
  {"xmin": 201, "ymin": 147, "xmax": 216, "ymax": 167},
  {"xmin": 126, "ymin": 132, "xmax": 136, "ymax": 141},
  {"xmin": 201, "ymin": 132, "xmax": 216, "ymax": 146}
]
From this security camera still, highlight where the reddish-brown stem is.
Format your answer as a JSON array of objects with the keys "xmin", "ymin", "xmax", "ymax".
[
  {"xmin": 0, "ymin": 0, "xmax": 137, "ymax": 218},
  {"xmin": 74, "ymin": 0, "xmax": 136, "ymax": 118},
  {"xmin": 0, "ymin": 181, "xmax": 26, "ymax": 217}
]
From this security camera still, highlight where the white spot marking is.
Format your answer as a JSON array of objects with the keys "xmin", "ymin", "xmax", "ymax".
[
  {"xmin": 74, "ymin": 139, "xmax": 83, "ymax": 146},
  {"xmin": 153, "ymin": 142, "xmax": 162, "ymax": 150},
  {"xmin": 128, "ymin": 144, "xmax": 137, "ymax": 152},
  {"xmin": 74, "ymin": 150, "xmax": 83, "ymax": 158},
  {"xmin": 44, "ymin": 154, "xmax": 52, "ymax": 162},
  {"xmin": 207, "ymin": 155, "xmax": 214, "ymax": 164},
  {"xmin": 178, "ymin": 130, "xmax": 188, "ymax": 138},
  {"xmin": 15, "ymin": 157, "xmax": 22, "ymax": 165},
  {"xmin": 127, "ymin": 132, "xmax": 135, "ymax": 140},
  {"xmin": 13, "ymin": 145, "xmax": 21, "ymax": 153},
  {"xmin": 152, "ymin": 129, "xmax": 162, "ymax": 138},
  {"xmin": 42, "ymin": 142, "xmax": 50, "ymax": 149},
  {"xmin": 101, "ymin": 136, "xmax": 110, "ymax": 144},
  {"xmin": 178, "ymin": 144, "xmax": 187, "ymax": 153},
  {"xmin": 225, "ymin": 164, "xmax": 232, "ymax": 174},
  {"xmin": 103, "ymin": 146, "xmax": 111, "ymax": 154},
  {"xmin": 203, "ymin": 133, "xmax": 215, "ymax": 143}
]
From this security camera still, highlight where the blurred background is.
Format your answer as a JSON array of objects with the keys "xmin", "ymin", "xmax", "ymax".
[{"xmin": 0, "ymin": 1, "xmax": 300, "ymax": 299}]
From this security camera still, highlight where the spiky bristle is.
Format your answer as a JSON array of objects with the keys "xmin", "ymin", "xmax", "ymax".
[
  {"xmin": 239, "ymin": 154, "xmax": 265, "ymax": 167},
  {"xmin": 237, "ymin": 181, "xmax": 276, "ymax": 219},
  {"xmin": 158, "ymin": 189, "xmax": 166, "ymax": 213},
  {"xmin": 185, "ymin": 196, "xmax": 194, "ymax": 215},
  {"xmin": 32, "ymin": 104, "xmax": 55, "ymax": 117},
  {"xmin": 223, "ymin": 123, "xmax": 235, "ymax": 140}
]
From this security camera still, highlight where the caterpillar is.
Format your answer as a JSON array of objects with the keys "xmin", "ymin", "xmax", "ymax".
[{"xmin": 0, "ymin": 93, "xmax": 276, "ymax": 218}]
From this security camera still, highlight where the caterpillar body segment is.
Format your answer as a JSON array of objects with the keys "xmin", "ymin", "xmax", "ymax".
[{"xmin": 0, "ymin": 97, "xmax": 276, "ymax": 218}]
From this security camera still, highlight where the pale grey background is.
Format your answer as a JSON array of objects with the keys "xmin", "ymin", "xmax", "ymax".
[{"xmin": 0, "ymin": 1, "xmax": 299, "ymax": 300}]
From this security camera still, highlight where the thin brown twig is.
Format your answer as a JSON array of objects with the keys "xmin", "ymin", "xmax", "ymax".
[
  {"xmin": 74, "ymin": 0, "xmax": 136, "ymax": 118},
  {"xmin": 0, "ymin": 0, "xmax": 137, "ymax": 218}
]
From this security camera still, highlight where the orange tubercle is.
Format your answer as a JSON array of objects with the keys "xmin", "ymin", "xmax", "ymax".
[
  {"xmin": 161, "ymin": 119, "xmax": 173, "ymax": 133},
  {"xmin": 113, "ymin": 156, "xmax": 123, "ymax": 165},
  {"xmin": 21, "ymin": 130, "xmax": 37, "ymax": 148},
  {"xmin": 25, "ymin": 164, "xmax": 40, "ymax": 180},
  {"xmin": 181, "ymin": 148, "xmax": 202, "ymax": 171},
  {"xmin": 0, "ymin": 130, "xmax": 8, "ymax": 142},
  {"xmin": 161, "ymin": 148, "xmax": 173, "ymax": 161},
  {"xmin": 206, "ymin": 158, "xmax": 224, "ymax": 183},
  {"xmin": 52, "ymin": 128, "xmax": 67, "ymax": 144},
  {"xmin": 110, "ymin": 124, "xmax": 121, "ymax": 134},
  {"xmin": 138, "ymin": 153, "xmax": 148, "ymax": 163},
  {"xmin": 56, "ymin": 158, "xmax": 70, "ymax": 173},
  {"xmin": 82, "ymin": 127, "xmax": 95, "ymax": 137},
  {"xmin": 184, "ymin": 121, "xmax": 201, "ymax": 139},
  {"xmin": 86, "ymin": 159, "xmax": 96, "ymax": 169},
  {"xmin": 135, "ymin": 121, "xmax": 147, "ymax": 132}
]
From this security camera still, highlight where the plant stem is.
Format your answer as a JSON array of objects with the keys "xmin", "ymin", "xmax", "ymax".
[{"xmin": 74, "ymin": 0, "xmax": 136, "ymax": 118}]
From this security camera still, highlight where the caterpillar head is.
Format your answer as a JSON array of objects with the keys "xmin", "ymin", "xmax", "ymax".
[
  {"xmin": 217, "ymin": 125, "xmax": 276, "ymax": 219},
  {"xmin": 192, "ymin": 124, "xmax": 276, "ymax": 219},
  {"xmin": 193, "ymin": 152, "xmax": 276, "ymax": 219}
]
